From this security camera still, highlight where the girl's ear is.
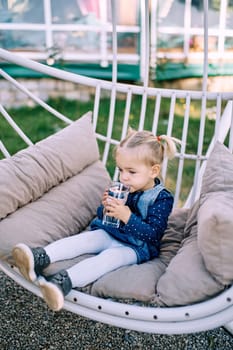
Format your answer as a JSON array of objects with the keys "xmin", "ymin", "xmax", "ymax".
[{"xmin": 151, "ymin": 164, "xmax": 160, "ymax": 178}]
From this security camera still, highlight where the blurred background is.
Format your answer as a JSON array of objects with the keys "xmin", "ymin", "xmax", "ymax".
[{"xmin": 1, "ymin": 0, "xmax": 233, "ymax": 84}]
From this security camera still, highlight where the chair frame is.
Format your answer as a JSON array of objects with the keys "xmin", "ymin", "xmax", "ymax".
[{"xmin": 0, "ymin": 0, "xmax": 233, "ymax": 335}]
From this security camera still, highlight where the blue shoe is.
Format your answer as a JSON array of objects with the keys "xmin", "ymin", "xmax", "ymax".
[
  {"xmin": 38, "ymin": 270, "xmax": 72, "ymax": 311},
  {"xmin": 12, "ymin": 243, "xmax": 50, "ymax": 282}
]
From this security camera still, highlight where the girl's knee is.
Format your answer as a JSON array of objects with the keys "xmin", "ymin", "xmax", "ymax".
[{"xmin": 100, "ymin": 247, "xmax": 137, "ymax": 265}]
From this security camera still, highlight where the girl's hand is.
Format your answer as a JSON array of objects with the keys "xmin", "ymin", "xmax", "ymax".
[{"xmin": 105, "ymin": 197, "xmax": 131, "ymax": 224}]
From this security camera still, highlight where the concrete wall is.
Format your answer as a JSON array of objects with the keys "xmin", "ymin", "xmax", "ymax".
[
  {"xmin": 1, "ymin": 75, "xmax": 233, "ymax": 109},
  {"xmin": 0, "ymin": 78, "xmax": 94, "ymax": 109},
  {"xmin": 157, "ymin": 76, "xmax": 233, "ymax": 93}
]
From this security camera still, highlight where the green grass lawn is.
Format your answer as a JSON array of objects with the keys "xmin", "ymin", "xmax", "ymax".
[{"xmin": 0, "ymin": 95, "xmax": 216, "ymax": 205}]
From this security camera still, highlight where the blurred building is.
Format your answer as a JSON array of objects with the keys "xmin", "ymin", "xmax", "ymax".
[
  {"xmin": 0, "ymin": 0, "xmax": 141, "ymax": 81},
  {"xmin": 0, "ymin": 0, "xmax": 233, "ymax": 85}
]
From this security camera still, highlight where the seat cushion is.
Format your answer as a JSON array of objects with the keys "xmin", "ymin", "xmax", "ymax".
[{"xmin": 89, "ymin": 207, "xmax": 189, "ymax": 302}]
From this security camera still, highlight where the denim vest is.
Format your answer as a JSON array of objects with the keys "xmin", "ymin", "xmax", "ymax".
[
  {"xmin": 91, "ymin": 181, "xmax": 169, "ymax": 263},
  {"xmin": 137, "ymin": 182, "xmax": 165, "ymax": 219}
]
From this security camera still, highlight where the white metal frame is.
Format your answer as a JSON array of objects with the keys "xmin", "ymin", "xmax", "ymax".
[
  {"xmin": 0, "ymin": 0, "xmax": 233, "ymax": 336},
  {"xmin": 0, "ymin": 259, "xmax": 233, "ymax": 334}
]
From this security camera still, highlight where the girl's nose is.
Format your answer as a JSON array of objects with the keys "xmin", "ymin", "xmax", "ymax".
[{"xmin": 120, "ymin": 173, "xmax": 128, "ymax": 182}]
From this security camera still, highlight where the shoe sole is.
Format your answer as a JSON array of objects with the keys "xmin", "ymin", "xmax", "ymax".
[
  {"xmin": 12, "ymin": 243, "xmax": 37, "ymax": 282},
  {"xmin": 38, "ymin": 277, "xmax": 64, "ymax": 311}
]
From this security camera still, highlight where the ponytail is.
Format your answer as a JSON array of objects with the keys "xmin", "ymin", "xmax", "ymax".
[{"xmin": 156, "ymin": 135, "xmax": 182, "ymax": 160}]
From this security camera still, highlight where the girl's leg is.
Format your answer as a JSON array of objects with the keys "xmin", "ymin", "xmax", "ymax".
[
  {"xmin": 38, "ymin": 245, "xmax": 137, "ymax": 311},
  {"xmin": 44, "ymin": 229, "xmax": 118, "ymax": 262},
  {"xmin": 67, "ymin": 246, "xmax": 138, "ymax": 287},
  {"xmin": 12, "ymin": 229, "xmax": 115, "ymax": 283}
]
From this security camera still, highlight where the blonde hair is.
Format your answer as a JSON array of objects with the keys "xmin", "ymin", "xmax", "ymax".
[{"xmin": 115, "ymin": 128, "xmax": 181, "ymax": 166}]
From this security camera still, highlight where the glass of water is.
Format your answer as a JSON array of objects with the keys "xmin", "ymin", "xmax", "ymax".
[{"xmin": 102, "ymin": 181, "xmax": 130, "ymax": 228}]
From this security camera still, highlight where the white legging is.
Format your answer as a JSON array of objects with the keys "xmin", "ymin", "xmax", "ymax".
[{"xmin": 44, "ymin": 229, "xmax": 137, "ymax": 287}]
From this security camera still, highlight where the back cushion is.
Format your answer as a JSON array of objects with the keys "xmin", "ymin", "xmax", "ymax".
[
  {"xmin": 154, "ymin": 142, "xmax": 233, "ymax": 306},
  {"xmin": 0, "ymin": 112, "xmax": 111, "ymax": 260},
  {"xmin": 197, "ymin": 142, "xmax": 233, "ymax": 285},
  {"xmin": 0, "ymin": 112, "xmax": 99, "ymax": 219},
  {"xmin": 155, "ymin": 202, "xmax": 224, "ymax": 306},
  {"xmin": 0, "ymin": 161, "xmax": 110, "ymax": 261}
]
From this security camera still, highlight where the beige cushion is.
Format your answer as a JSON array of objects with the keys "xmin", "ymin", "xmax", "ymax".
[
  {"xmin": 200, "ymin": 141, "xmax": 233, "ymax": 195},
  {"xmin": 0, "ymin": 161, "xmax": 110, "ymax": 261},
  {"xmin": 0, "ymin": 112, "xmax": 110, "ymax": 260},
  {"xmin": 198, "ymin": 142, "xmax": 233, "ymax": 285},
  {"xmin": 154, "ymin": 142, "xmax": 233, "ymax": 306},
  {"xmin": 155, "ymin": 202, "xmax": 224, "ymax": 306},
  {"xmin": 0, "ymin": 111, "xmax": 98, "ymax": 220},
  {"xmin": 90, "ymin": 208, "xmax": 189, "ymax": 302}
]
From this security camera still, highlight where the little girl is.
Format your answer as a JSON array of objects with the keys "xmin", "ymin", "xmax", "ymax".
[{"xmin": 12, "ymin": 129, "xmax": 180, "ymax": 311}]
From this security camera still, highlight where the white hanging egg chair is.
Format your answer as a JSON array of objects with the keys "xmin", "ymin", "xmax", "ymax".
[{"xmin": 0, "ymin": 0, "xmax": 232, "ymax": 335}]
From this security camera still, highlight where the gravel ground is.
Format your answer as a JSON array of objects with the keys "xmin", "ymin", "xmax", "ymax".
[{"xmin": 0, "ymin": 271, "xmax": 232, "ymax": 350}]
